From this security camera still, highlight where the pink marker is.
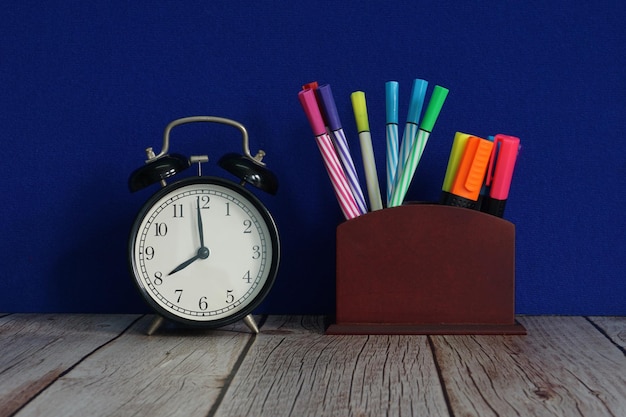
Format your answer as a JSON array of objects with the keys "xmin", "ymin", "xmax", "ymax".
[
  {"xmin": 484, "ymin": 134, "xmax": 521, "ymax": 218},
  {"xmin": 298, "ymin": 88, "xmax": 361, "ymax": 220}
]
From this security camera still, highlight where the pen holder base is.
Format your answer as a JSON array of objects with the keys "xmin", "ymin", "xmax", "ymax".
[{"xmin": 326, "ymin": 204, "xmax": 526, "ymax": 335}]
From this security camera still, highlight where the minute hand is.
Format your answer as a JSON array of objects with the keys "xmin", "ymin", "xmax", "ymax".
[{"xmin": 197, "ymin": 197, "xmax": 205, "ymax": 247}]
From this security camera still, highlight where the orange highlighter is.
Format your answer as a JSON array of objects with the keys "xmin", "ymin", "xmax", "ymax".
[{"xmin": 447, "ymin": 136, "xmax": 494, "ymax": 210}]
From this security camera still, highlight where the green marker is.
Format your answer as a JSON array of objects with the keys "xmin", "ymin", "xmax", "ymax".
[{"xmin": 389, "ymin": 85, "xmax": 449, "ymax": 207}]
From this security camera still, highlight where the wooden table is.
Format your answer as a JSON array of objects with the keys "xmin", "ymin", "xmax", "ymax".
[{"xmin": 1, "ymin": 314, "xmax": 624, "ymax": 416}]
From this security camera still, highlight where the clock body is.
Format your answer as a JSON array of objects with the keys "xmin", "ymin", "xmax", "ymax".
[{"xmin": 128, "ymin": 176, "xmax": 280, "ymax": 328}]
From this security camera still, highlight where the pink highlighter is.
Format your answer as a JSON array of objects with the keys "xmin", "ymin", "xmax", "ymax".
[{"xmin": 484, "ymin": 134, "xmax": 521, "ymax": 218}]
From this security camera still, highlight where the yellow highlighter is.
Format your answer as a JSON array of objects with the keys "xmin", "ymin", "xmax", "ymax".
[{"xmin": 440, "ymin": 132, "xmax": 472, "ymax": 203}]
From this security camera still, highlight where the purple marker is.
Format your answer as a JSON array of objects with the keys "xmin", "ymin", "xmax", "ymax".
[{"xmin": 316, "ymin": 84, "xmax": 368, "ymax": 214}]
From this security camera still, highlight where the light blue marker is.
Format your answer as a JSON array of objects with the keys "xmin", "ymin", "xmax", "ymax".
[
  {"xmin": 385, "ymin": 81, "xmax": 399, "ymax": 206},
  {"xmin": 393, "ymin": 79, "xmax": 428, "ymax": 195}
]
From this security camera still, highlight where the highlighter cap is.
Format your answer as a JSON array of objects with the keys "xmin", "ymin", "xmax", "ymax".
[
  {"xmin": 420, "ymin": 85, "xmax": 449, "ymax": 132},
  {"xmin": 407, "ymin": 79, "xmax": 428, "ymax": 124},
  {"xmin": 298, "ymin": 88, "xmax": 326, "ymax": 136},
  {"xmin": 302, "ymin": 81, "xmax": 318, "ymax": 90},
  {"xmin": 316, "ymin": 84, "xmax": 342, "ymax": 131},
  {"xmin": 441, "ymin": 132, "xmax": 472, "ymax": 193},
  {"xmin": 351, "ymin": 91, "xmax": 370, "ymax": 132},
  {"xmin": 385, "ymin": 81, "xmax": 399, "ymax": 124},
  {"xmin": 450, "ymin": 136, "xmax": 494, "ymax": 201},
  {"xmin": 486, "ymin": 134, "xmax": 520, "ymax": 199}
]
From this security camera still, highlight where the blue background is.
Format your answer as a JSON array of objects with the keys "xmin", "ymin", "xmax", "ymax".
[{"xmin": 2, "ymin": 1, "xmax": 624, "ymax": 315}]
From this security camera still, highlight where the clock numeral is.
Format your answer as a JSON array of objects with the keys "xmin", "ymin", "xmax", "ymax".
[
  {"xmin": 252, "ymin": 245, "xmax": 261, "ymax": 259},
  {"xmin": 154, "ymin": 222, "xmax": 168, "ymax": 237},
  {"xmin": 144, "ymin": 246, "xmax": 155, "ymax": 260},
  {"xmin": 174, "ymin": 289, "xmax": 183, "ymax": 303},
  {"xmin": 225, "ymin": 202, "xmax": 231, "ymax": 216},
  {"xmin": 198, "ymin": 296, "xmax": 208, "ymax": 311},
  {"xmin": 226, "ymin": 290, "xmax": 234, "ymax": 304},
  {"xmin": 199, "ymin": 195, "xmax": 210, "ymax": 209},
  {"xmin": 243, "ymin": 219, "xmax": 252, "ymax": 234},
  {"xmin": 242, "ymin": 270, "xmax": 252, "ymax": 284},
  {"xmin": 153, "ymin": 271, "xmax": 163, "ymax": 286},
  {"xmin": 172, "ymin": 204, "xmax": 184, "ymax": 218}
]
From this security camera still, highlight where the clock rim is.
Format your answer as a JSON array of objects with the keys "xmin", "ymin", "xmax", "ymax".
[{"xmin": 127, "ymin": 176, "xmax": 280, "ymax": 328}]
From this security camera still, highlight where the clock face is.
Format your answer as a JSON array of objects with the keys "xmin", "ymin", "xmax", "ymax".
[{"xmin": 129, "ymin": 177, "xmax": 279, "ymax": 327}]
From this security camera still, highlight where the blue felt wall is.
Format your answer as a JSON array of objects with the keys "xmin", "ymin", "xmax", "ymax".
[{"xmin": 2, "ymin": 1, "xmax": 625, "ymax": 315}]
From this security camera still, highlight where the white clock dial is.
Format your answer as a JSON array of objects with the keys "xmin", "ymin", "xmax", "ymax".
[{"xmin": 129, "ymin": 177, "xmax": 279, "ymax": 326}]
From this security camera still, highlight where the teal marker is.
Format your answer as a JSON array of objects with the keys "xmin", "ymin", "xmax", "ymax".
[{"xmin": 390, "ymin": 85, "xmax": 449, "ymax": 207}]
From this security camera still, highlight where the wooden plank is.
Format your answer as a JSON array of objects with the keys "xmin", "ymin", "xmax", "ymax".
[
  {"xmin": 588, "ymin": 316, "xmax": 626, "ymax": 351},
  {"xmin": 0, "ymin": 314, "xmax": 139, "ymax": 417},
  {"xmin": 16, "ymin": 315, "xmax": 255, "ymax": 417},
  {"xmin": 431, "ymin": 316, "xmax": 626, "ymax": 417},
  {"xmin": 213, "ymin": 316, "xmax": 450, "ymax": 417}
]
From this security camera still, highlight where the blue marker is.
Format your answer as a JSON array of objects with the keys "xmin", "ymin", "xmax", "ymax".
[
  {"xmin": 385, "ymin": 81, "xmax": 399, "ymax": 205},
  {"xmin": 393, "ymin": 79, "xmax": 428, "ymax": 195}
]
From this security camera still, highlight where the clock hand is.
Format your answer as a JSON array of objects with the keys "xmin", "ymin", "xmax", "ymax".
[
  {"xmin": 168, "ymin": 254, "xmax": 200, "ymax": 276},
  {"xmin": 197, "ymin": 197, "xmax": 205, "ymax": 248},
  {"xmin": 168, "ymin": 247, "xmax": 210, "ymax": 276}
]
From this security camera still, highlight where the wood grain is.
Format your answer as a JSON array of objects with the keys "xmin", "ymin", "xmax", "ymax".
[
  {"xmin": 15, "ymin": 315, "xmax": 255, "ymax": 417},
  {"xmin": 0, "ymin": 314, "xmax": 139, "ymax": 417},
  {"xmin": 3, "ymin": 315, "xmax": 625, "ymax": 417},
  {"xmin": 214, "ymin": 316, "xmax": 449, "ymax": 417},
  {"xmin": 589, "ymin": 316, "xmax": 626, "ymax": 351},
  {"xmin": 430, "ymin": 316, "xmax": 626, "ymax": 417}
]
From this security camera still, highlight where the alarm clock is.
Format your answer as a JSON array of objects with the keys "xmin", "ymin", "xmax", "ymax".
[{"xmin": 127, "ymin": 116, "xmax": 280, "ymax": 335}]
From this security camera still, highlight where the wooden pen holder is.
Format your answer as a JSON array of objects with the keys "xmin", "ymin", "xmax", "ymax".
[{"xmin": 326, "ymin": 204, "xmax": 526, "ymax": 335}]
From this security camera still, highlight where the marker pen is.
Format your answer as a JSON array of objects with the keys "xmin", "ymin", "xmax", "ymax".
[
  {"xmin": 298, "ymin": 88, "xmax": 361, "ymax": 220},
  {"xmin": 484, "ymin": 134, "xmax": 520, "ymax": 217},
  {"xmin": 316, "ymin": 84, "xmax": 368, "ymax": 215},
  {"xmin": 394, "ymin": 79, "xmax": 428, "ymax": 192},
  {"xmin": 447, "ymin": 136, "xmax": 494, "ymax": 210},
  {"xmin": 477, "ymin": 135, "xmax": 496, "ymax": 206},
  {"xmin": 351, "ymin": 91, "xmax": 383, "ymax": 211},
  {"xmin": 389, "ymin": 85, "xmax": 449, "ymax": 207},
  {"xmin": 385, "ymin": 81, "xmax": 399, "ymax": 205},
  {"xmin": 440, "ymin": 132, "xmax": 471, "ymax": 204}
]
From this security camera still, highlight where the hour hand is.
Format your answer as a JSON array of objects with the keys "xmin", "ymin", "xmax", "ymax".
[
  {"xmin": 168, "ymin": 254, "xmax": 200, "ymax": 276},
  {"xmin": 168, "ymin": 247, "xmax": 210, "ymax": 276}
]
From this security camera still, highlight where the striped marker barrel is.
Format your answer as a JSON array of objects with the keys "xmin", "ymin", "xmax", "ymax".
[
  {"xmin": 331, "ymin": 128, "xmax": 368, "ymax": 215},
  {"xmin": 385, "ymin": 123, "xmax": 399, "ymax": 205},
  {"xmin": 315, "ymin": 132, "xmax": 361, "ymax": 220}
]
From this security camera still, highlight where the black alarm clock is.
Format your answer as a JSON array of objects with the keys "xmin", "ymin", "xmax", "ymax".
[{"xmin": 128, "ymin": 116, "xmax": 280, "ymax": 335}]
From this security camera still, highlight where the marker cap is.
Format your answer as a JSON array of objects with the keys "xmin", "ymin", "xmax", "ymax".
[
  {"xmin": 316, "ymin": 84, "xmax": 342, "ymax": 131},
  {"xmin": 441, "ymin": 132, "xmax": 471, "ymax": 193},
  {"xmin": 450, "ymin": 136, "xmax": 494, "ymax": 202},
  {"xmin": 298, "ymin": 88, "xmax": 326, "ymax": 136},
  {"xmin": 351, "ymin": 91, "xmax": 370, "ymax": 133},
  {"xmin": 407, "ymin": 79, "xmax": 428, "ymax": 124},
  {"xmin": 420, "ymin": 85, "xmax": 449, "ymax": 132},
  {"xmin": 486, "ymin": 134, "xmax": 520, "ymax": 200},
  {"xmin": 385, "ymin": 81, "xmax": 399, "ymax": 124},
  {"xmin": 302, "ymin": 81, "xmax": 318, "ymax": 90}
]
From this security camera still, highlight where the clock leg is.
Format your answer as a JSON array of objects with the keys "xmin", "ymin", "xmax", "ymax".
[
  {"xmin": 242, "ymin": 314, "xmax": 260, "ymax": 334},
  {"xmin": 146, "ymin": 315, "xmax": 165, "ymax": 336}
]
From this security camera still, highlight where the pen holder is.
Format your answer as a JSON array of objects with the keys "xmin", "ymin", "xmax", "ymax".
[{"xmin": 326, "ymin": 204, "xmax": 526, "ymax": 335}]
